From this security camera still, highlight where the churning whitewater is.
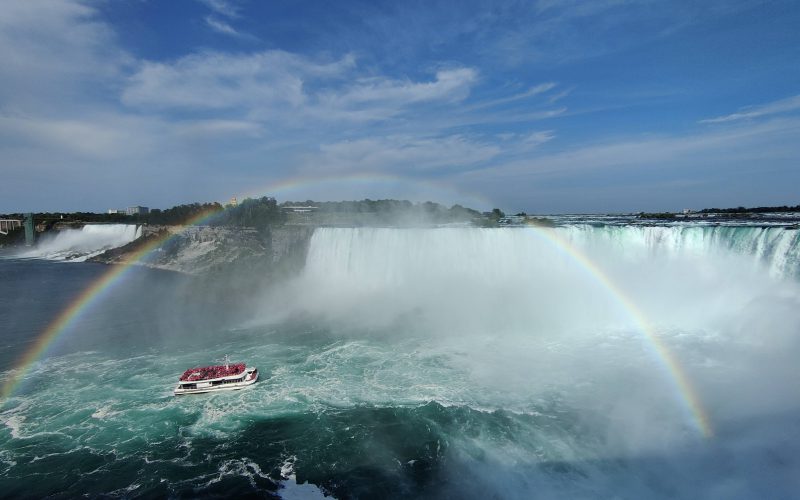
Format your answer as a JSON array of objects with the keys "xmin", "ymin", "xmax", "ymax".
[{"xmin": 1, "ymin": 223, "xmax": 799, "ymax": 498}]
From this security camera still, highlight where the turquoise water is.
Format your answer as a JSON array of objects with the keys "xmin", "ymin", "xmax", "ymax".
[{"xmin": 2, "ymin": 225, "xmax": 800, "ymax": 498}]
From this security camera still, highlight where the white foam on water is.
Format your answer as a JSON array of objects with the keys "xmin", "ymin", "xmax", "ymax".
[
  {"xmin": 30, "ymin": 451, "xmax": 73, "ymax": 462},
  {"xmin": 91, "ymin": 405, "xmax": 120, "ymax": 420},
  {"xmin": 3, "ymin": 414, "xmax": 24, "ymax": 439},
  {"xmin": 107, "ymin": 482, "xmax": 142, "ymax": 496},
  {"xmin": 198, "ymin": 457, "xmax": 273, "ymax": 490}
]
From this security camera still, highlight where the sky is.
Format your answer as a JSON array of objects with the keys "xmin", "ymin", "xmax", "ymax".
[{"xmin": 1, "ymin": 0, "xmax": 799, "ymax": 214}]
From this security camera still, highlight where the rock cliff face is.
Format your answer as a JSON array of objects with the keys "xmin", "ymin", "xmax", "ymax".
[
  {"xmin": 148, "ymin": 226, "xmax": 268, "ymax": 275},
  {"xmin": 269, "ymin": 226, "xmax": 315, "ymax": 272},
  {"xmin": 92, "ymin": 225, "xmax": 314, "ymax": 276}
]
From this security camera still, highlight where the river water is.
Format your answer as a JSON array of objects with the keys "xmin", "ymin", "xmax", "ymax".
[{"xmin": 1, "ymin": 222, "xmax": 800, "ymax": 498}]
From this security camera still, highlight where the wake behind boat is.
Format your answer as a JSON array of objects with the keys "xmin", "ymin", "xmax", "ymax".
[{"xmin": 174, "ymin": 356, "xmax": 258, "ymax": 395}]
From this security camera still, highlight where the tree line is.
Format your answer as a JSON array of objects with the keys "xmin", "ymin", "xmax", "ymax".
[
  {"xmin": 143, "ymin": 197, "xmax": 286, "ymax": 230},
  {"xmin": 281, "ymin": 199, "xmax": 483, "ymax": 223},
  {"xmin": 2, "ymin": 197, "xmax": 493, "ymax": 229},
  {"xmin": 698, "ymin": 204, "xmax": 800, "ymax": 214}
]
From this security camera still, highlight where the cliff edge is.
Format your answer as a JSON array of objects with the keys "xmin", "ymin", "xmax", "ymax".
[{"xmin": 91, "ymin": 225, "xmax": 314, "ymax": 276}]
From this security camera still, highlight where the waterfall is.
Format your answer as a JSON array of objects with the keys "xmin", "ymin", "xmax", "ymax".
[
  {"xmin": 303, "ymin": 225, "xmax": 800, "ymax": 286},
  {"xmin": 17, "ymin": 224, "xmax": 141, "ymax": 261},
  {"xmin": 285, "ymin": 225, "xmax": 800, "ymax": 333}
]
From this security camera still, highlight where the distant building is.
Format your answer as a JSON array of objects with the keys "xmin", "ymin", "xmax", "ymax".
[
  {"xmin": 126, "ymin": 206, "xmax": 149, "ymax": 216},
  {"xmin": 498, "ymin": 215, "xmax": 525, "ymax": 225},
  {"xmin": 281, "ymin": 205, "xmax": 318, "ymax": 213},
  {"xmin": 229, "ymin": 197, "xmax": 238, "ymax": 207},
  {"xmin": 107, "ymin": 209, "xmax": 125, "ymax": 214}
]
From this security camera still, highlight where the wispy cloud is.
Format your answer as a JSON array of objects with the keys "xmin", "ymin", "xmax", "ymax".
[
  {"xmin": 700, "ymin": 94, "xmax": 800, "ymax": 124},
  {"xmin": 519, "ymin": 130, "xmax": 556, "ymax": 150},
  {"xmin": 305, "ymin": 135, "xmax": 501, "ymax": 174},
  {"xmin": 461, "ymin": 117, "xmax": 800, "ymax": 182},
  {"xmin": 296, "ymin": 130, "xmax": 556, "ymax": 179},
  {"xmin": 469, "ymin": 82, "xmax": 557, "ymax": 110},
  {"xmin": 205, "ymin": 16, "xmax": 242, "ymax": 38},
  {"xmin": 197, "ymin": 0, "xmax": 240, "ymax": 19},
  {"xmin": 317, "ymin": 68, "xmax": 478, "ymax": 110},
  {"xmin": 197, "ymin": 0, "xmax": 256, "ymax": 40},
  {"xmin": 547, "ymin": 87, "xmax": 572, "ymax": 104}
]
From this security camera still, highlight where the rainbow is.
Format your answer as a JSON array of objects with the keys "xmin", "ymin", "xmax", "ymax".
[
  {"xmin": 0, "ymin": 186, "xmax": 713, "ymax": 438},
  {"xmin": 528, "ymin": 227, "xmax": 714, "ymax": 438}
]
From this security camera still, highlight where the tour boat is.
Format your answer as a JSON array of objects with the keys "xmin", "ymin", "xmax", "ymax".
[{"xmin": 174, "ymin": 356, "xmax": 258, "ymax": 395}]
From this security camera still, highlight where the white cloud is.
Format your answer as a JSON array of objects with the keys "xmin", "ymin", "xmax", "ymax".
[
  {"xmin": 0, "ymin": 1, "xmax": 160, "ymax": 180},
  {"xmin": 198, "ymin": 1, "xmax": 258, "ymax": 40},
  {"xmin": 122, "ymin": 50, "xmax": 333, "ymax": 110},
  {"xmin": 122, "ymin": 52, "xmax": 478, "ymax": 124},
  {"xmin": 323, "ymin": 68, "xmax": 478, "ymax": 107},
  {"xmin": 547, "ymin": 88, "xmax": 572, "ymax": 104},
  {"xmin": 197, "ymin": 0, "xmax": 241, "ymax": 19},
  {"xmin": 205, "ymin": 16, "xmax": 240, "ymax": 37},
  {"xmin": 0, "ymin": 0, "xmax": 128, "ymax": 112},
  {"xmin": 700, "ymin": 94, "xmax": 800, "ymax": 124},
  {"xmin": 519, "ymin": 130, "xmax": 556, "ymax": 149}
]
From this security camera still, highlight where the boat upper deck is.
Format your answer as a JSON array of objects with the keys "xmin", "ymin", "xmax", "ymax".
[{"xmin": 179, "ymin": 363, "xmax": 246, "ymax": 382}]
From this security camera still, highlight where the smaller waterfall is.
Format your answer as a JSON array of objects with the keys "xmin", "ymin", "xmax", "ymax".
[{"xmin": 17, "ymin": 224, "xmax": 141, "ymax": 261}]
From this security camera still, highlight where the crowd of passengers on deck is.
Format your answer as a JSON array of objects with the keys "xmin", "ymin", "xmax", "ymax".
[{"xmin": 179, "ymin": 363, "xmax": 246, "ymax": 381}]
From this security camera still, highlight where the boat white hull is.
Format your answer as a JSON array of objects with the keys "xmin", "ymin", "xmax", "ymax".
[{"xmin": 174, "ymin": 368, "xmax": 258, "ymax": 395}]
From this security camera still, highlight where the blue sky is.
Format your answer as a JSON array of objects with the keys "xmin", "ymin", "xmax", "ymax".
[{"xmin": 1, "ymin": 0, "xmax": 799, "ymax": 213}]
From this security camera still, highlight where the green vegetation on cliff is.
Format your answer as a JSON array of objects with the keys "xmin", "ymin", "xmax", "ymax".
[
  {"xmin": 143, "ymin": 197, "xmax": 285, "ymax": 229},
  {"xmin": 211, "ymin": 197, "xmax": 286, "ymax": 230},
  {"xmin": 283, "ymin": 199, "xmax": 482, "ymax": 225},
  {"xmin": 637, "ymin": 212, "xmax": 677, "ymax": 219}
]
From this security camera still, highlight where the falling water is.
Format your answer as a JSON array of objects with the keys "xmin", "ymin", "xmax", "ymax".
[{"xmin": 15, "ymin": 224, "xmax": 141, "ymax": 261}]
